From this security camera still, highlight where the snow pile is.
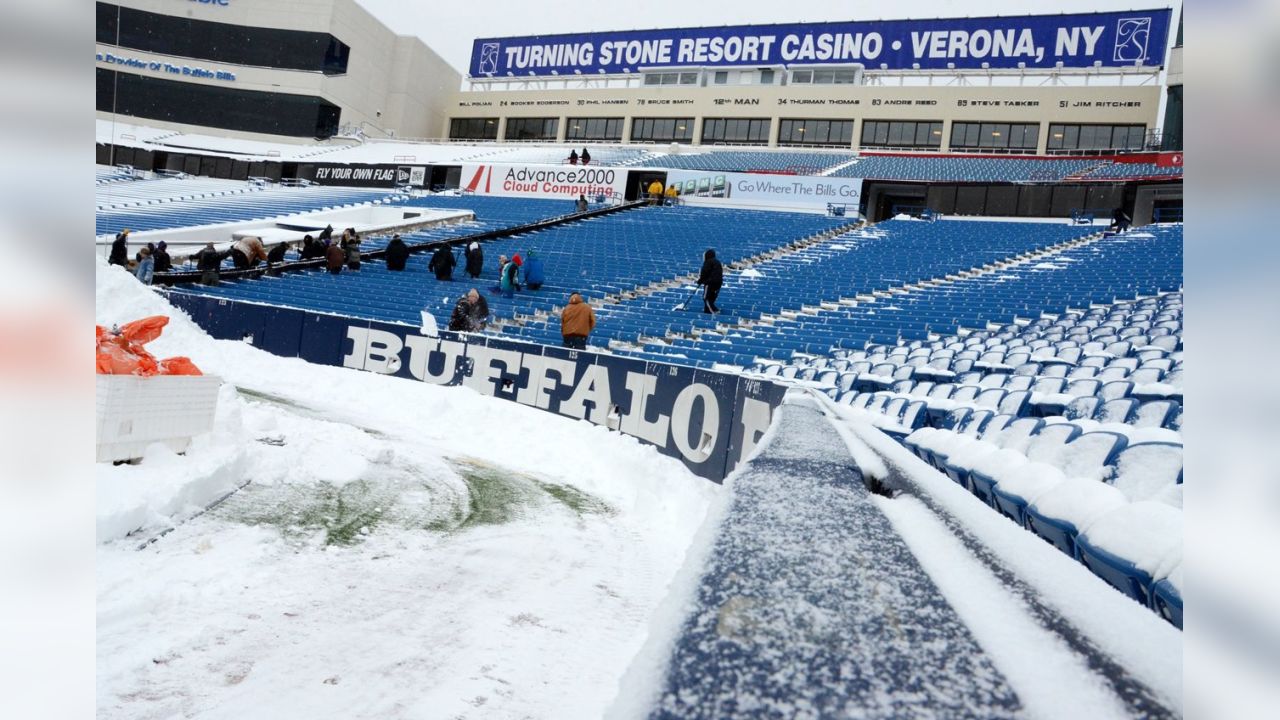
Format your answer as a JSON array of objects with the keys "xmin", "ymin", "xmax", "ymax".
[
  {"xmin": 737, "ymin": 267, "xmax": 764, "ymax": 278},
  {"xmin": 95, "ymin": 257, "xmax": 721, "ymax": 718}
]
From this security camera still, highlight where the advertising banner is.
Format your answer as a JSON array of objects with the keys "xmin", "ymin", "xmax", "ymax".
[
  {"xmin": 667, "ymin": 170, "xmax": 863, "ymax": 211},
  {"xmin": 461, "ymin": 163, "xmax": 627, "ymax": 201},
  {"xmin": 166, "ymin": 294, "xmax": 785, "ymax": 481},
  {"xmin": 470, "ymin": 9, "xmax": 1172, "ymax": 77}
]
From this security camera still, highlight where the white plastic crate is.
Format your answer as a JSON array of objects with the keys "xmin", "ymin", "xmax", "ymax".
[{"xmin": 96, "ymin": 374, "xmax": 222, "ymax": 463}]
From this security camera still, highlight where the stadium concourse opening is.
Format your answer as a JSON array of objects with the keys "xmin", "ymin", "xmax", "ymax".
[{"xmin": 97, "ymin": 2, "xmax": 1184, "ymax": 717}]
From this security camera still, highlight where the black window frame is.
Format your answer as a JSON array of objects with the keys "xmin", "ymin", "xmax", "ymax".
[
  {"xmin": 1046, "ymin": 123, "xmax": 1146, "ymax": 152},
  {"xmin": 702, "ymin": 118, "xmax": 771, "ymax": 145},
  {"xmin": 860, "ymin": 120, "xmax": 943, "ymax": 149},
  {"xmin": 566, "ymin": 117, "xmax": 624, "ymax": 142},
  {"xmin": 630, "ymin": 117, "xmax": 694, "ymax": 143},
  {"xmin": 449, "ymin": 117, "xmax": 499, "ymax": 140},
  {"xmin": 503, "ymin": 117, "xmax": 559, "ymax": 141},
  {"xmin": 777, "ymin": 118, "xmax": 854, "ymax": 147}
]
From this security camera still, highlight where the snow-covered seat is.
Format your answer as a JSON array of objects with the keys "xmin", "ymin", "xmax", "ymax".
[
  {"xmin": 990, "ymin": 431, "xmax": 1128, "ymax": 525},
  {"xmin": 1075, "ymin": 501, "xmax": 1182, "ymax": 608}
]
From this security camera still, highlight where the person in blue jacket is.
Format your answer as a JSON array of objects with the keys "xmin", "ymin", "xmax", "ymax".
[
  {"xmin": 134, "ymin": 247, "xmax": 154, "ymax": 285},
  {"xmin": 522, "ymin": 251, "xmax": 545, "ymax": 290}
]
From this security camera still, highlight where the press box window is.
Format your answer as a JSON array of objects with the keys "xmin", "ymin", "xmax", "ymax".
[
  {"xmin": 778, "ymin": 119, "xmax": 854, "ymax": 146},
  {"xmin": 631, "ymin": 117, "xmax": 694, "ymax": 143},
  {"xmin": 504, "ymin": 118, "xmax": 558, "ymax": 141},
  {"xmin": 702, "ymin": 118, "xmax": 770, "ymax": 145},
  {"xmin": 950, "ymin": 122, "xmax": 1039, "ymax": 150},
  {"xmin": 1047, "ymin": 123, "xmax": 1146, "ymax": 151},
  {"xmin": 566, "ymin": 117, "xmax": 623, "ymax": 141},
  {"xmin": 449, "ymin": 118, "xmax": 499, "ymax": 140},
  {"xmin": 861, "ymin": 120, "xmax": 943, "ymax": 149}
]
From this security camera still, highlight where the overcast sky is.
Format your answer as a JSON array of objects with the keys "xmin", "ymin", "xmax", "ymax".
[{"xmin": 355, "ymin": 0, "xmax": 1181, "ymax": 75}]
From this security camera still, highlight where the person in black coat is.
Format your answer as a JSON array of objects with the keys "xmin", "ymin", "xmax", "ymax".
[
  {"xmin": 299, "ymin": 235, "xmax": 321, "ymax": 260},
  {"xmin": 195, "ymin": 242, "xmax": 226, "ymax": 286},
  {"xmin": 464, "ymin": 240, "xmax": 484, "ymax": 279},
  {"xmin": 318, "ymin": 224, "xmax": 334, "ymax": 243},
  {"xmin": 428, "ymin": 244, "xmax": 456, "ymax": 280},
  {"xmin": 108, "ymin": 229, "xmax": 130, "ymax": 267},
  {"xmin": 153, "ymin": 241, "xmax": 172, "ymax": 273},
  {"xmin": 697, "ymin": 248, "xmax": 723, "ymax": 314},
  {"xmin": 267, "ymin": 241, "xmax": 288, "ymax": 276},
  {"xmin": 448, "ymin": 288, "xmax": 489, "ymax": 332},
  {"xmin": 385, "ymin": 234, "xmax": 410, "ymax": 271}
]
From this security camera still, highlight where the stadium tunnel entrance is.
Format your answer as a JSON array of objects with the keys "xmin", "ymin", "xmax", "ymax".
[{"xmin": 625, "ymin": 170, "xmax": 668, "ymax": 201}]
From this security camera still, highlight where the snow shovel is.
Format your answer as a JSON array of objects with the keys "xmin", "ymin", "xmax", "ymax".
[{"xmin": 675, "ymin": 284, "xmax": 703, "ymax": 311}]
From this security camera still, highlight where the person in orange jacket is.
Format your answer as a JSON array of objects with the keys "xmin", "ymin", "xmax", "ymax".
[{"xmin": 559, "ymin": 292, "xmax": 595, "ymax": 349}]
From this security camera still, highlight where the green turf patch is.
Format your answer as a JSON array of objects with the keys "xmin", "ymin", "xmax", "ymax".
[{"xmin": 213, "ymin": 458, "xmax": 613, "ymax": 546}]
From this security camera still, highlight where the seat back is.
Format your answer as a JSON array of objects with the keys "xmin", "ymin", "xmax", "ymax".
[
  {"xmin": 962, "ymin": 409, "xmax": 995, "ymax": 436},
  {"xmin": 1032, "ymin": 377, "xmax": 1066, "ymax": 395},
  {"xmin": 908, "ymin": 381, "xmax": 934, "ymax": 398},
  {"xmin": 882, "ymin": 397, "xmax": 909, "ymax": 420},
  {"xmin": 1099, "ymin": 380, "xmax": 1134, "ymax": 401},
  {"xmin": 1062, "ymin": 377, "xmax": 1099, "ymax": 397},
  {"xmin": 1111, "ymin": 442, "xmax": 1183, "ymax": 500},
  {"xmin": 1058, "ymin": 432, "xmax": 1129, "ymax": 481},
  {"xmin": 1004, "ymin": 376, "xmax": 1034, "ymax": 392},
  {"xmin": 1096, "ymin": 397, "xmax": 1139, "ymax": 424},
  {"xmin": 979, "ymin": 414, "xmax": 1013, "ymax": 439},
  {"xmin": 928, "ymin": 383, "xmax": 955, "ymax": 399},
  {"xmin": 940, "ymin": 407, "xmax": 972, "ymax": 430},
  {"xmin": 1025, "ymin": 422, "xmax": 1083, "ymax": 463},
  {"xmin": 975, "ymin": 387, "xmax": 1006, "ymax": 409},
  {"xmin": 1064, "ymin": 396, "xmax": 1100, "ymax": 421},
  {"xmin": 899, "ymin": 400, "xmax": 928, "ymax": 431},
  {"xmin": 978, "ymin": 374, "xmax": 1007, "ymax": 389},
  {"xmin": 994, "ymin": 417, "xmax": 1045, "ymax": 453}
]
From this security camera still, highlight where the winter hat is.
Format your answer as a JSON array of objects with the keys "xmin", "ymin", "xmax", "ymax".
[
  {"xmin": 157, "ymin": 241, "xmax": 167, "ymax": 250},
  {"xmin": 513, "ymin": 253, "xmax": 523, "ymax": 266}
]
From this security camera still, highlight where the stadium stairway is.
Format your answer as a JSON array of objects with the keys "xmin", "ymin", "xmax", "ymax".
[{"xmin": 642, "ymin": 392, "xmax": 1179, "ymax": 718}]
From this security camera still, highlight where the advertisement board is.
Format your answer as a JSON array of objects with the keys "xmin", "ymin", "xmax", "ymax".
[
  {"xmin": 667, "ymin": 170, "xmax": 863, "ymax": 211},
  {"xmin": 461, "ymin": 163, "xmax": 628, "ymax": 200},
  {"xmin": 167, "ymin": 293, "xmax": 786, "ymax": 481},
  {"xmin": 470, "ymin": 10, "xmax": 1172, "ymax": 77}
]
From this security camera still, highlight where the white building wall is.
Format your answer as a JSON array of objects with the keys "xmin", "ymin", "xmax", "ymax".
[{"xmin": 95, "ymin": 0, "xmax": 459, "ymax": 142}]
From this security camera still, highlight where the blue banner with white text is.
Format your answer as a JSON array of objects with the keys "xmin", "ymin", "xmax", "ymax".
[
  {"xmin": 469, "ymin": 10, "xmax": 1171, "ymax": 77},
  {"xmin": 166, "ymin": 293, "xmax": 787, "ymax": 482}
]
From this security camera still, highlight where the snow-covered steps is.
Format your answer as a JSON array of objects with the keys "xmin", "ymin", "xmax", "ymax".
[{"xmin": 643, "ymin": 394, "xmax": 1021, "ymax": 718}]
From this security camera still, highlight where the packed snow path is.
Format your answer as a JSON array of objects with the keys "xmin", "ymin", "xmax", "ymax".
[
  {"xmin": 641, "ymin": 393, "xmax": 1179, "ymax": 720},
  {"xmin": 648, "ymin": 395, "xmax": 1021, "ymax": 719}
]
